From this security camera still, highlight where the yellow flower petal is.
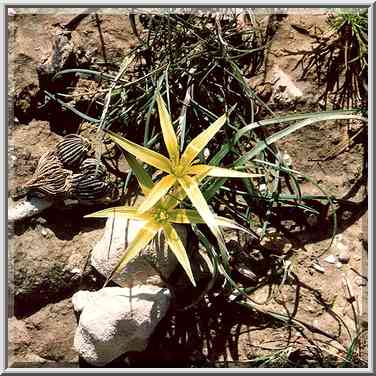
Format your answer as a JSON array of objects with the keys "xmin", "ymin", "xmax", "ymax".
[
  {"xmin": 85, "ymin": 206, "xmax": 150, "ymax": 221},
  {"xmin": 178, "ymin": 175, "xmax": 226, "ymax": 250},
  {"xmin": 138, "ymin": 175, "xmax": 177, "ymax": 213},
  {"xmin": 180, "ymin": 113, "xmax": 227, "ymax": 168},
  {"xmin": 188, "ymin": 164, "xmax": 263, "ymax": 178},
  {"xmin": 107, "ymin": 130, "xmax": 172, "ymax": 173},
  {"xmin": 167, "ymin": 209, "xmax": 204, "ymax": 224},
  {"xmin": 161, "ymin": 175, "xmax": 206, "ymax": 210},
  {"xmin": 163, "ymin": 223, "xmax": 196, "ymax": 286},
  {"xmin": 168, "ymin": 209, "xmax": 252, "ymax": 233},
  {"xmin": 156, "ymin": 95, "xmax": 180, "ymax": 164}
]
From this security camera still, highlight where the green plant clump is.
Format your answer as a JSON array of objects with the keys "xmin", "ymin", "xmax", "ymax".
[{"xmin": 45, "ymin": 14, "xmax": 367, "ymax": 361}]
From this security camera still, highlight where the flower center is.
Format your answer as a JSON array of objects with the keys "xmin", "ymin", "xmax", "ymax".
[
  {"xmin": 154, "ymin": 209, "xmax": 169, "ymax": 224},
  {"xmin": 173, "ymin": 164, "xmax": 186, "ymax": 178}
]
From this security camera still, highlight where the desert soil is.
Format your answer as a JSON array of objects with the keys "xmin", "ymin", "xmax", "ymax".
[{"xmin": 8, "ymin": 9, "xmax": 368, "ymax": 368}]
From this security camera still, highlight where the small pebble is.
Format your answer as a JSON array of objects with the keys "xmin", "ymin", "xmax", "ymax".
[
  {"xmin": 323, "ymin": 255, "xmax": 337, "ymax": 264},
  {"xmin": 282, "ymin": 152, "xmax": 293, "ymax": 167},
  {"xmin": 259, "ymin": 183, "xmax": 267, "ymax": 193},
  {"xmin": 341, "ymin": 210, "xmax": 352, "ymax": 221},
  {"xmin": 267, "ymin": 227, "xmax": 277, "ymax": 234},
  {"xmin": 41, "ymin": 228, "xmax": 48, "ymax": 237},
  {"xmin": 306, "ymin": 213, "xmax": 318, "ymax": 227},
  {"xmin": 71, "ymin": 267, "xmax": 81, "ymax": 275},
  {"xmin": 355, "ymin": 277, "xmax": 367, "ymax": 287},
  {"xmin": 338, "ymin": 252, "xmax": 350, "ymax": 264},
  {"xmin": 336, "ymin": 262, "xmax": 342, "ymax": 269},
  {"xmin": 312, "ymin": 263, "xmax": 325, "ymax": 273},
  {"xmin": 64, "ymin": 199, "xmax": 79, "ymax": 206},
  {"xmin": 35, "ymin": 217, "xmax": 48, "ymax": 225}
]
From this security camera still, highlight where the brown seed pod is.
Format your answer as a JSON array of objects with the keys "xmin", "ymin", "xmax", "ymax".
[
  {"xmin": 56, "ymin": 134, "xmax": 93, "ymax": 168},
  {"xmin": 79, "ymin": 158, "xmax": 107, "ymax": 179},
  {"xmin": 66, "ymin": 173, "xmax": 111, "ymax": 200},
  {"xmin": 24, "ymin": 151, "xmax": 72, "ymax": 197}
]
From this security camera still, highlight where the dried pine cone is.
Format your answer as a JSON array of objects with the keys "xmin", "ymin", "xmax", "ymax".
[
  {"xmin": 79, "ymin": 158, "xmax": 107, "ymax": 179},
  {"xmin": 66, "ymin": 173, "xmax": 111, "ymax": 200},
  {"xmin": 56, "ymin": 134, "xmax": 93, "ymax": 168},
  {"xmin": 24, "ymin": 151, "xmax": 71, "ymax": 197}
]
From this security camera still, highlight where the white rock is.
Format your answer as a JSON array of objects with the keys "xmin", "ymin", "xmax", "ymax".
[
  {"xmin": 312, "ymin": 263, "xmax": 325, "ymax": 273},
  {"xmin": 64, "ymin": 199, "xmax": 79, "ymax": 206},
  {"xmin": 323, "ymin": 255, "xmax": 337, "ymax": 264},
  {"xmin": 8, "ymin": 197, "xmax": 52, "ymax": 222},
  {"xmin": 306, "ymin": 213, "xmax": 318, "ymax": 227},
  {"xmin": 259, "ymin": 183, "xmax": 267, "ymax": 193},
  {"xmin": 203, "ymin": 148, "xmax": 210, "ymax": 159},
  {"xmin": 282, "ymin": 152, "xmax": 293, "ymax": 167},
  {"xmin": 271, "ymin": 65, "xmax": 303, "ymax": 104},
  {"xmin": 91, "ymin": 216, "xmax": 187, "ymax": 288},
  {"xmin": 72, "ymin": 290, "xmax": 96, "ymax": 313},
  {"xmin": 73, "ymin": 286, "xmax": 171, "ymax": 366},
  {"xmin": 71, "ymin": 267, "xmax": 81, "ymax": 275}
]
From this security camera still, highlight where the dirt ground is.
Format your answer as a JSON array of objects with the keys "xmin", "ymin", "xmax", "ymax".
[{"xmin": 8, "ymin": 9, "xmax": 368, "ymax": 368}]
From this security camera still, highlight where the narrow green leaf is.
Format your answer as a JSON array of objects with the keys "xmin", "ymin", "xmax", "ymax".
[
  {"xmin": 124, "ymin": 153, "xmax": 154, "ymax": 195},
  {"xmin": 237, "ymin": 113, "xmax": 367, "ymax": 165},
  {"xmin": 235, "ymin": 109, "xmax": 360, "ymax": 142}
]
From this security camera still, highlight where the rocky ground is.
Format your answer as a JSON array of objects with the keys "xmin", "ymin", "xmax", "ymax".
[{"xmin": 8, "ymin": 9, "xmax": 368, "ymax": 368}]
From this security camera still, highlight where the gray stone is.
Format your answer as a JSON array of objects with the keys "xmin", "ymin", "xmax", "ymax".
[
  {"xmin": 323, "ymin": 254, "xmax": 337, "ymax": 264},
  {"xmin": 73, "ymin": 286, "xmax": 171, "ymax": 366},
  {"xmin": 8, "ymin": 197, "xmax": 52, "ymax": 223},
  {"xmin": 312, "ymin": 263, "xmax": 325, "ymax": 273},
  {"xmin": 91, "ymin": 216, "xmax": 187, "ymax": 287}
]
